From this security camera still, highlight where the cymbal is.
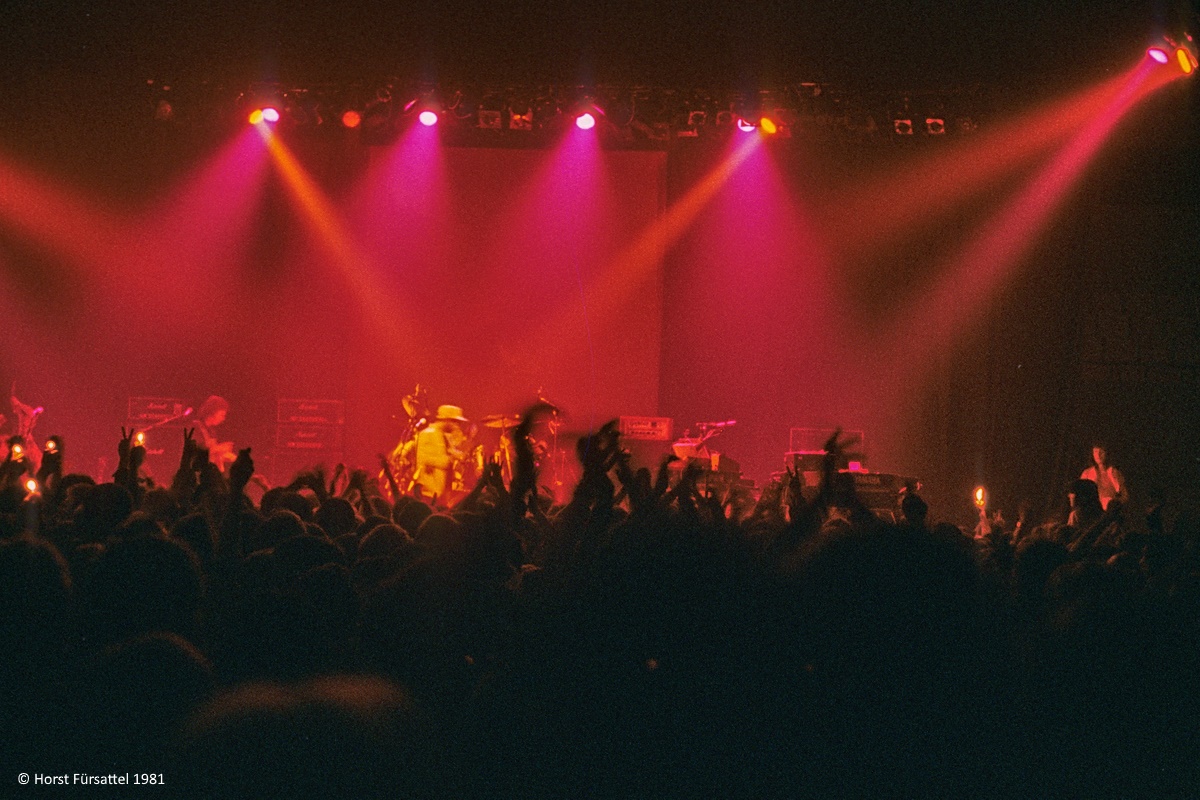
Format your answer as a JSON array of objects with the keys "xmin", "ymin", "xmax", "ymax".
[{"xmin": 481, "ymin": 413, "xmax": 522, "ymax": 429}]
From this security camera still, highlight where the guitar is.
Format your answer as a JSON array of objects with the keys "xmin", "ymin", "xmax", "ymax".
[{"xmin": 197, "ymin": 426, "xmax": 237, "ymax": 470}]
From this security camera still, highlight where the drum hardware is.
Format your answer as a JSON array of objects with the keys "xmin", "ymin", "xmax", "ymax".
[
  {"xmin": 536, "ymin": 390, "xmax": 567, "ymax": 491},
  {"xmin": 480, "ymin": 413, "xmax": 522, "ymax": 429},
  {"xmin": 380, "ymin": 384, "xmax": 433, "ymax": 500}
]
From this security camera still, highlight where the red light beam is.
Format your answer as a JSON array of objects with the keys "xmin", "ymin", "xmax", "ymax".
[
  {"xmin": 258, "ymin": 127, "xmax": 424, "ymax": 365},
  {"xmin": 886, "ymin": 60, "xmax": 1161, "ymax": 374}
]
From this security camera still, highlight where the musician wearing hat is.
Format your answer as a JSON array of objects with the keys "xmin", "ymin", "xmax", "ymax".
[{"xmin": 411, "ymin": 404, "xmax": 470, "ymax": 505}]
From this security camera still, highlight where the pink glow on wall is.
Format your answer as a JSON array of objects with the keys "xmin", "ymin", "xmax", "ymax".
[
  {"xmin": 118, "ymin": 127, "xmax": 271, "ymax": 334},
  {"xmin": 260, "ymin": 127, "xmax": 426, "ymax": 372},
  {"xmin": 660, "ymin": 135, "xmax": 869, "ymax": 482},
  {"xmin": 346, "ymin": 119, "xmax": 451, "ymax": 365},
  {"xmin": 436, "ymin": 126, "xmax": 649, "ymax": 423},
  {"xmin": 535, "ymin": 133, "xmax": 760, "ymax": 355}
]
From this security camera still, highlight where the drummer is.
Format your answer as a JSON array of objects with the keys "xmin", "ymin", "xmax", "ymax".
[{"xmin": 411, "ymin": 404, "xmax": 471, "ymax": 505}]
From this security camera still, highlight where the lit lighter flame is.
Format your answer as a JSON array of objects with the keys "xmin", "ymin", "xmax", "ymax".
[
  {"xmin": 973, "ymin": 486, "xmax": 986, "ymax": 508},
  {"xmin": 25, "ymin": 479, "xmax": 38, "ymax": 493}
]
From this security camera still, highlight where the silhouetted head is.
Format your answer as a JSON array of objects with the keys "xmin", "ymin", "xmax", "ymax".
[
  {"xmin": 315, "ymin": 497, "xmax": 359, "ymax": 538},
  {"xmin": 75, "ymin": 482, "xmax": 134, "ymax": 541},
  {"xmin": 78, "ymin": 535, "xmax": 203, "ymax": 648},
  {"xmin": 177, "ymin": 676, "xmax": 420, "ymax": 799},
  {"xmin": 1069, "ymin": 478, "xmax": 1102, "ymax": 516},
  {"xmin": 900, "ymin": 492, "xmax": 929, "ymax": 527}
]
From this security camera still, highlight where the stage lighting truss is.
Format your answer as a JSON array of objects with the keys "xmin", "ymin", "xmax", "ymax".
[
  {"xmin": 146, "ymin": 32, "xmax": 1200, "ymax": 145},
  {"xmin": 153, "ymin": 78, "xmax": 990, "ymax": 148}
]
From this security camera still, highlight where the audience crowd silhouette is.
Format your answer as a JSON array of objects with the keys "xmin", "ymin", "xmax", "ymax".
[{"xmin": 1, "ymin": 408, "xmax": 1198, "ymax": 798}]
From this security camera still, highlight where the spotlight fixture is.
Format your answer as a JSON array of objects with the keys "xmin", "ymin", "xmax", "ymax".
[
  {"xmin": 893, "ymin": 118, "xmax": 914, "ymax": 135},
  {"xmin": 418, "ymin": 110, "xmax": 439, "ymax": 126},
  {"xmin": 735, "ymin": 116, "xmax": 756, "ymax": 132},
  {"xmin": 248, "ymin": 107, "xmax": 280, "ymax": 125},
  {"xmin": 570, "ymin": 95, "xmax": 603, "ymax": 131},
  {"xmin": 687, "ymin": 110, "xmax": 707, "ymax": 127},
  {"xmin": 1177, "ymin": 46, "xmax": 1197, "ymax": 74},
  {"xmin": 1148, "ymin": 47, "xmax": 1170, "ymax": 63},
  {"xmin": 341, "ymin": 110, "xmax": 362, "ymax": 128},
  {"xmin": 925, "ymin": 117, "xmax": 946, "ymax": 135},
  {"xmin": 759, "ymin": 116, "xmax": 778, "ymax": 134}
]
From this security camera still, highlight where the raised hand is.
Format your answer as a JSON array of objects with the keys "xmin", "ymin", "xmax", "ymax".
[
  {"xmin": 118, "ymin": 427, "xmax": 134, "ymax": 464},
  {"xmin": 329, "ymin": 463, "xmax": 346, "ymax": 496},
  {"xmin": 229, "ymin": 447, "xmax": 254, "ymax": 493},
  {"xmin": 130, "ymin": 437, "xmax": 147, "ymax": 471},
  {"xmin": 378, "ymin": 453, "xmax": 403, "ymax": 501},
  {"xmin": 511, "ymin": 402, "xmax": 560, "ymax": 517},
  {"xmin": 181, "ymin": 427, "xmax": 197, "ymax": 468},
  {"xmin": 785, "ymin": 465, "xmax": 806, "ymax": 520},
  {"xmin": 37, "ymin": 436, "xmax": 63, "ymax": 483},
  {"xmin": 346, "ymin": 467, "xmax": 368, "ymax": 493},
  {"xmin": 10, "ymin": 388, "xmax": 43, "ymax": 438},
  {"xmin": 653, "ymin": 455, "xmax": 676, "ymax": 504}
]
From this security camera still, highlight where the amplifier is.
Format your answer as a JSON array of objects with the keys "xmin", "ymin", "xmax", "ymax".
[
  {"xmin": 787, "ymin": 470, "xmax": 917, "ymax": 512},
  {"xmin": 786, "ymin": 449, "xmax": 866, "ymax": 476},
  {"xmin": 127, "ymin": 397, "xmax": 188, "ymax": 426},
  {"xmin": 277, "ymin": 398, "xmax": 346, "ymax": 426},
  {"xmin": 275, "ymin": 424, "xmax": 343, "ymax": 451},
  {"xmin": 619, "ymin": 416, "xmax": 672, "ymax": 441}
]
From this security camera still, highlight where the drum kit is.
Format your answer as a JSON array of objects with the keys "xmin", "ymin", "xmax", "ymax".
[{"xmin": 381, "ymin": 385, "xmax": 567, "ymax": 504}]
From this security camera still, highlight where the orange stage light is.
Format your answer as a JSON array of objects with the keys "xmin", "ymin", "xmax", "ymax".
[{"xmin": 1178, "ymin": 48, "xmax": 1195, "ymax": 74}]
